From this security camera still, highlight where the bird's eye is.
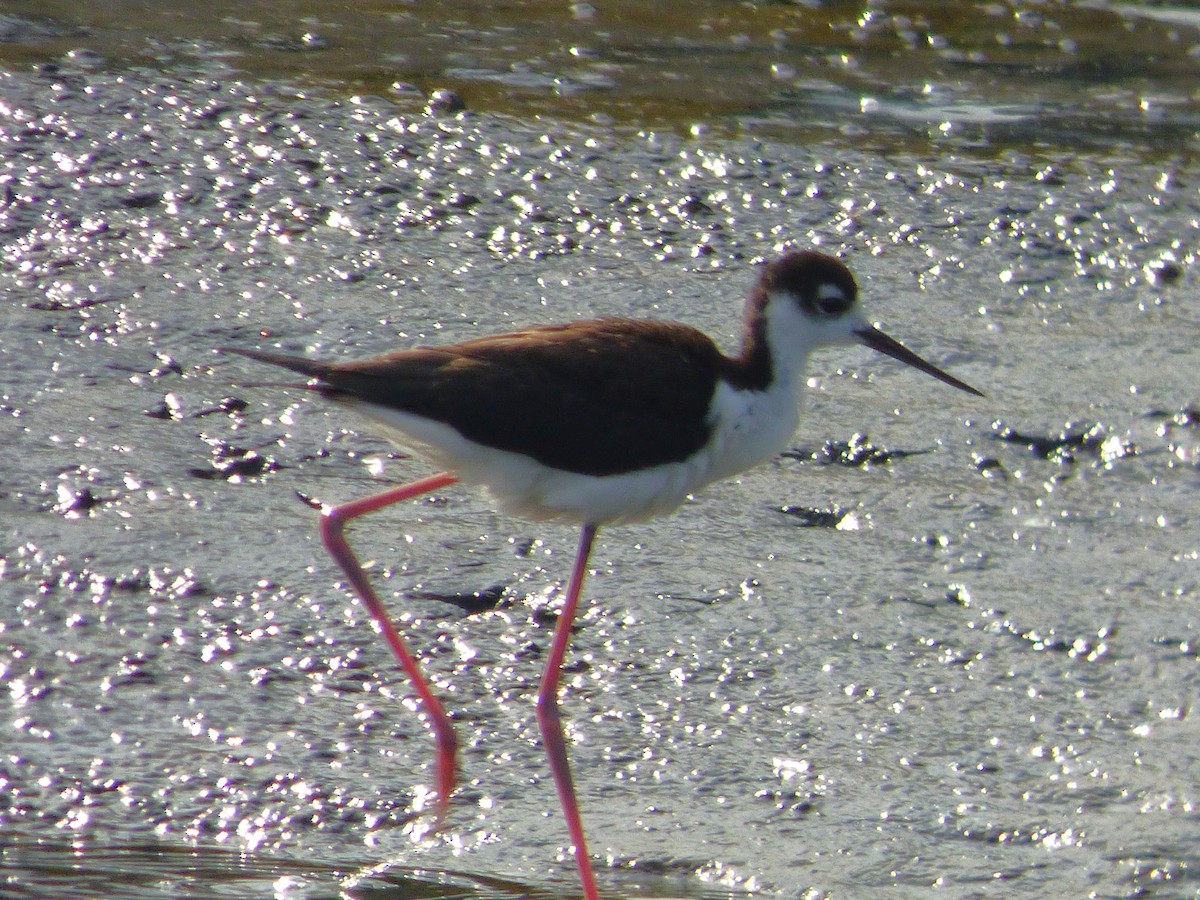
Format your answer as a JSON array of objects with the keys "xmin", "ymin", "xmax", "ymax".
[{"xmin": 813, "ymin": 283, "xmax": 851, "ymax": 316}]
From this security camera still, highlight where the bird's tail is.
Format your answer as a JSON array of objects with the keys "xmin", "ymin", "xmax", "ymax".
[{"xmin": 220, "ymin": 347, "xmax": 333, "ymax": 383}]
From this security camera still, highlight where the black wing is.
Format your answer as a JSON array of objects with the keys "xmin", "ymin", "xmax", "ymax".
[{"xmin": 227, "ymin": 319, "xmax": 726, "ymax": 476}]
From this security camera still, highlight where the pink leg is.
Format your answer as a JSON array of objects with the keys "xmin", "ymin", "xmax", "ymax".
[
  {"xmin": 537, "ymin": 523, "xmax": 600, "ymax": 900},
  {"xmin": 318, "ymin": 471, "xmax": 460, "ymax": 823}
]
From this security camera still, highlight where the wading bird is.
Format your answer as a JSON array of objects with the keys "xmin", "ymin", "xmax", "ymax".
[{"xmin": 225, "ymin": 250, "xmax": 983, "ymax": 899}]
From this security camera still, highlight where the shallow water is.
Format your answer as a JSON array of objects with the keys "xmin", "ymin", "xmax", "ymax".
[
  {"xmin": 1, "ymin": 4, "xmax": 1199, "ymax": 900},
  {"xmin": 4, "ymin": 0, "xmax": 1200, "ymax": 151}
]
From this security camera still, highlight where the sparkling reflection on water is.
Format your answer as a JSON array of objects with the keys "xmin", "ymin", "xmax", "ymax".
[{"xmin": 1, "ymin": 3, "xmax": 1198, "ymax": 898}]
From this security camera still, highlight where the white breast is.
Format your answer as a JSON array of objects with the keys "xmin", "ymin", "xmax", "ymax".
[{"xmin": 702, "ymin": 378, "xmax": 803, "ymax": 484}]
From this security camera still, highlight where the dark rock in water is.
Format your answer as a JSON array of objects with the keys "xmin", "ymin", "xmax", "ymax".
[
  {"xmin": 426, "ymin": 88, "xmax": 465, "ymax": 114},
  {"xmin": 413, "ymin": 583, "xmax": 508, "ymax": 615},
  {"xmin": 782, "ymin": 433, "xmax": 917, "ymax": 467},
  {"xmin": 779, "ymin": 504, "xmax": 852, "ymax": 528}
]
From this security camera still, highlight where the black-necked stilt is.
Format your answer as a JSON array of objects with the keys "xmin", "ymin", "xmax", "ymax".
[{"xmin": 225, "ymin": 250, "xmax": 983, "ymax": 900}]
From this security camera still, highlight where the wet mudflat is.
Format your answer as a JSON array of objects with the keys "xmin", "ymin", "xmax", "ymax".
[{"xmin": 1, "ymin": 7, "xmax": 1198, "ymax": 899}]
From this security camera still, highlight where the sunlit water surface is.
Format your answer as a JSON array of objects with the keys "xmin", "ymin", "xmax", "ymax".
[{"xmin": 1, "ymin": 3, "xmax": 1198, "ymax": 899}]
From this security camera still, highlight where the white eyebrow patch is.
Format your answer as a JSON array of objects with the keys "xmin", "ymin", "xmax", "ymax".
[{"xmin": 816, "ymin": 282, "xmax": 846, "ymax": 303}]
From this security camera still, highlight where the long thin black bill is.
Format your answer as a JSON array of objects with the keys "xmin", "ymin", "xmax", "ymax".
[{"xmin": 854, "ymin": 327, "xmax": 985, "ymax": 398}]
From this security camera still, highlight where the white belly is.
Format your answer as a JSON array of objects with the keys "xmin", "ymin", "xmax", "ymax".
[{"xmin": 350, "ymin": 402, "xmax": 710, "ymax": 525}]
